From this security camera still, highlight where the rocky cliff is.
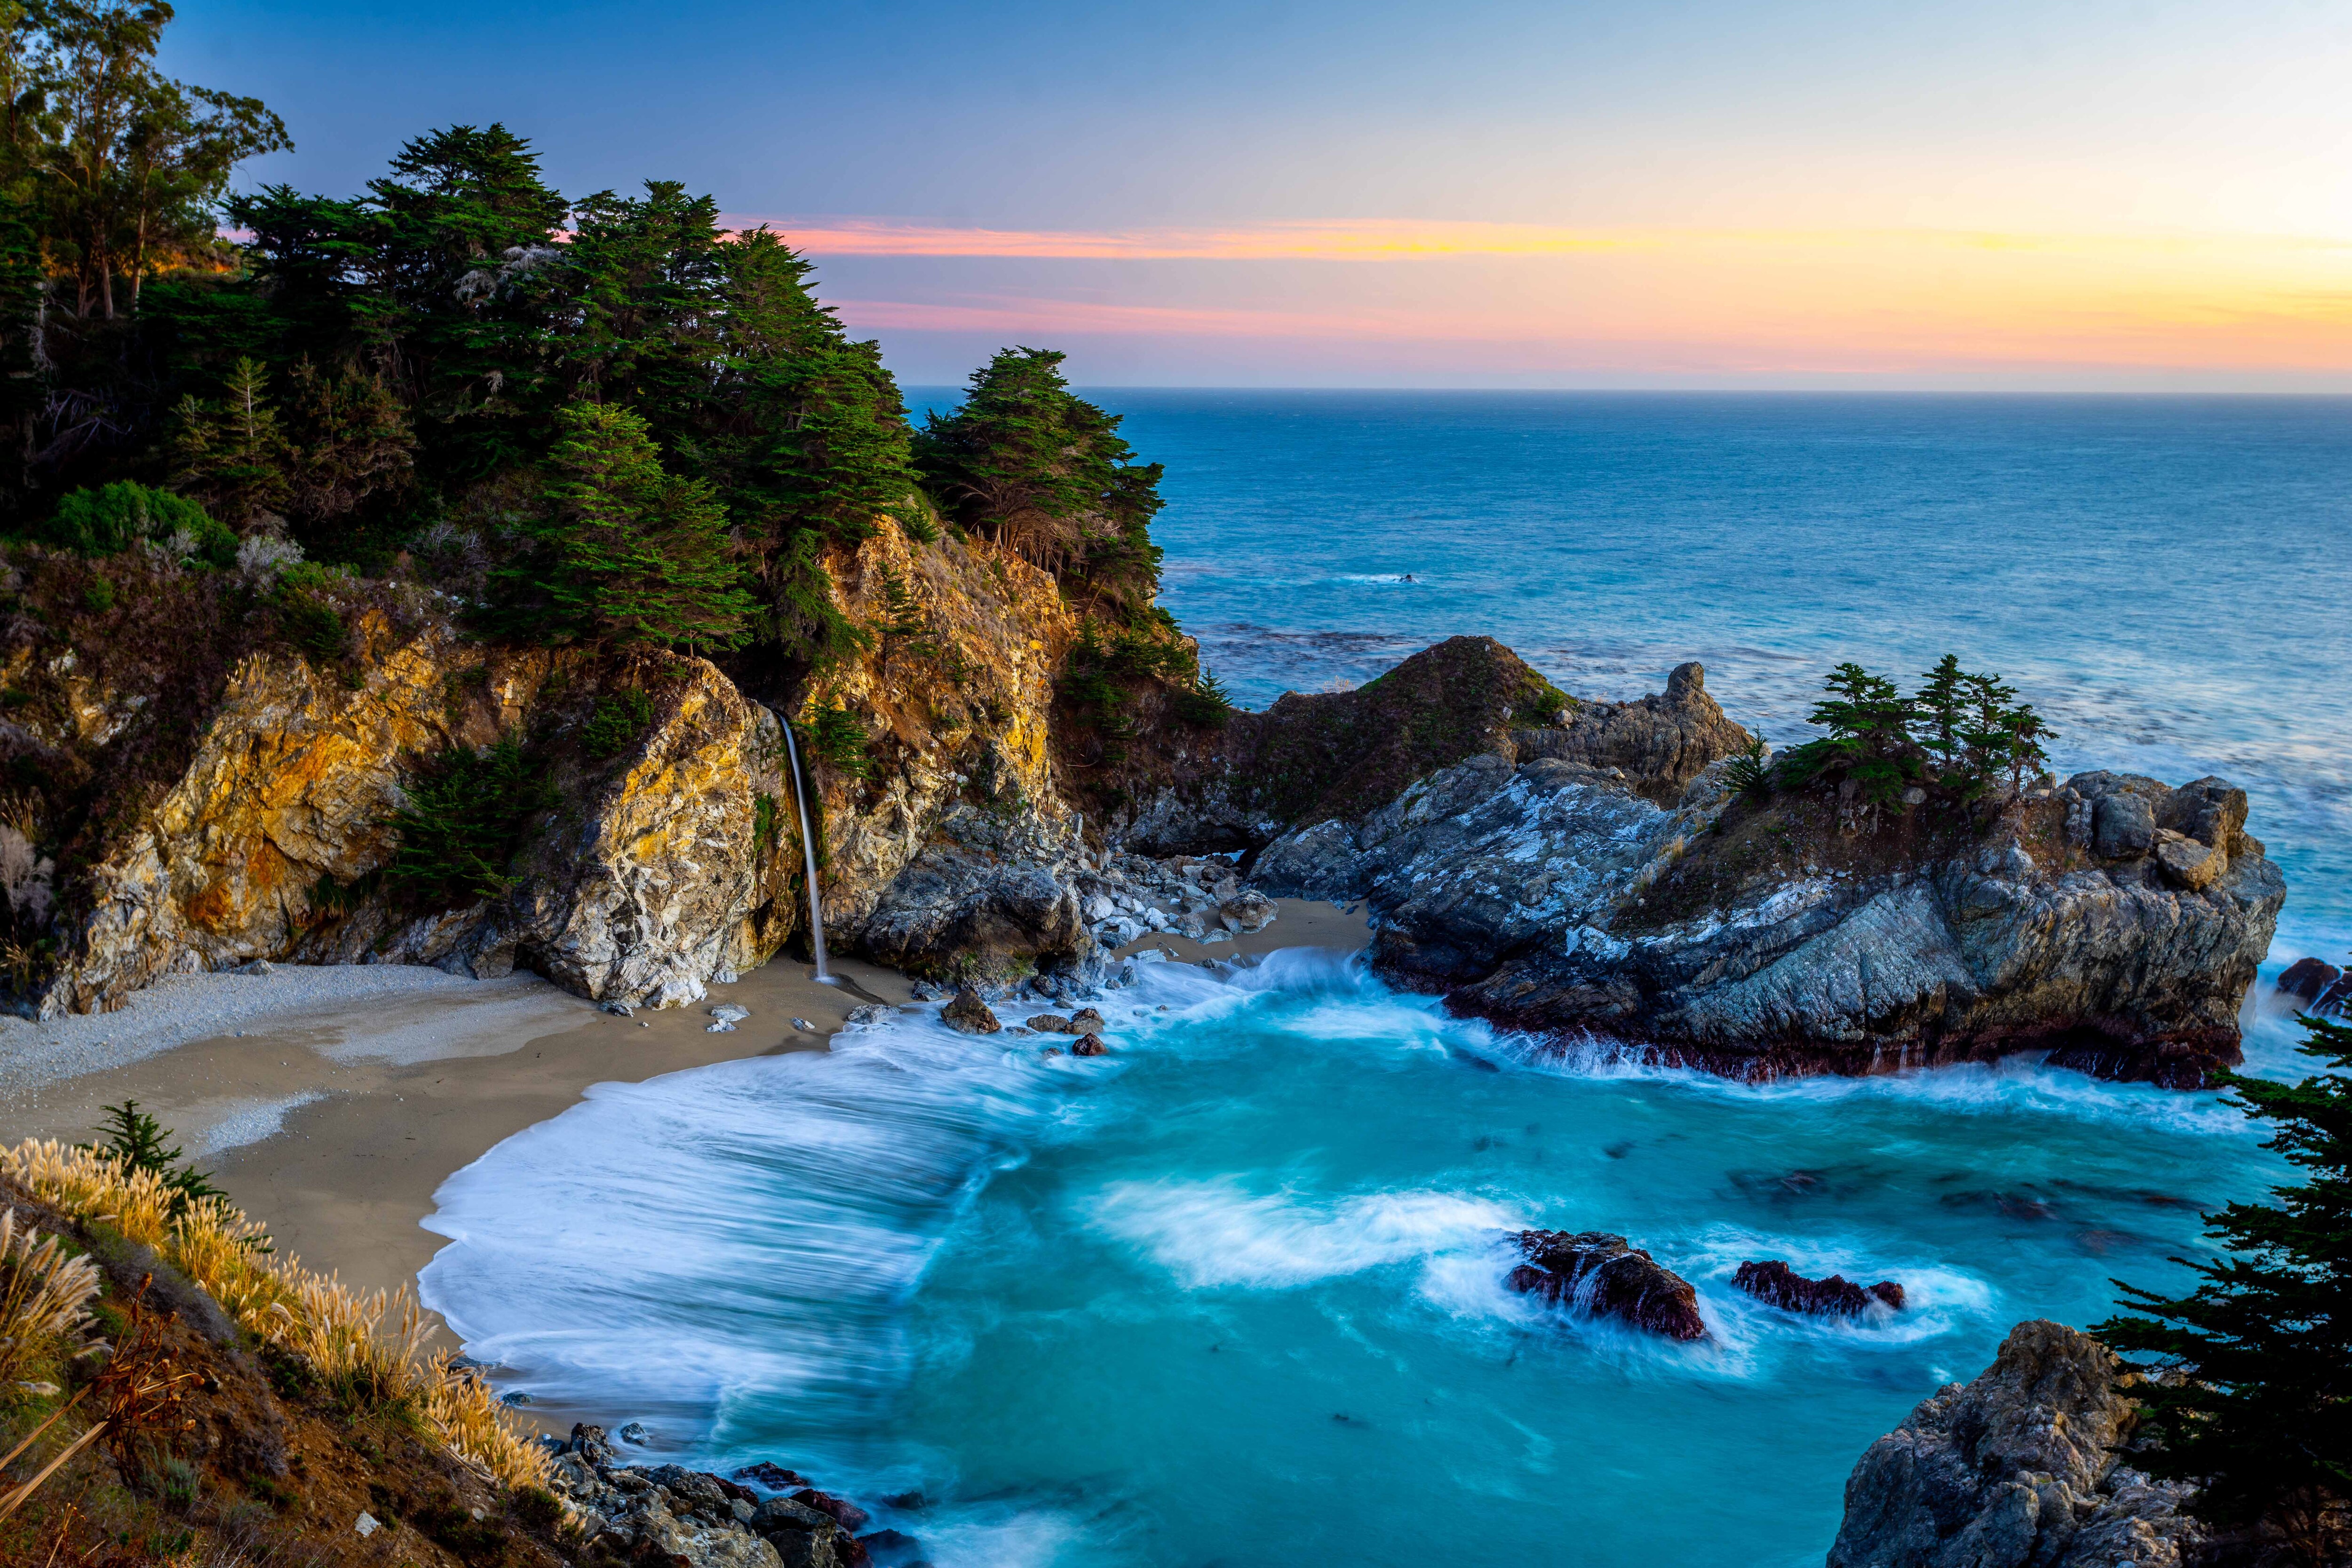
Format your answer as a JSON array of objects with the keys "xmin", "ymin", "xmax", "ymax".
[
  {"xmin": 19, "ymin": 517, "xmax": 1105, "ymax": 1015},
  {"xmin": 35, "ymin": 613, "xmax": 798, "ymax": 1017},
  {"xmin": 1829, "ymin": 1320, "xmax": 2199, "ymax": 1568}
]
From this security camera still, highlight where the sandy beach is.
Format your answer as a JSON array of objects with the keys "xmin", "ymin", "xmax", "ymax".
[{"xmin": 0, "ymin": 900, "xmax": 1369, "ymax": 1339}]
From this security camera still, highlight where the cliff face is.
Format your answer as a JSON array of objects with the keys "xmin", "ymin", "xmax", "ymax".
[
  {"xmin": 37, "ymin": 615, "xmax": 798, "ymax": 1016},
  {"xmin": 26, "ymin": 517, "xmax": 1092, "ymax": 1013},
  {"xmin": 793, "ymin": 524, "xmax": 1093, "ymax": 987},
  {"xmin": 1831, "ymin": 1321, "xmax": 2198, "ymax": 1568}
]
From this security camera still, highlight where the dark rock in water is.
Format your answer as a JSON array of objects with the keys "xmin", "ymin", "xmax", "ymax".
[
  {"xmin": 1506, "ymin": 1230, "xmax": 1708, "ymax": 1341},
  {"xmin": 735, "ymin": 1461, "xmax": 810, "ymax": 1490},
  {"xmin": 1734, "ymin": 1258, "xmax": 1904, "ymax": 1315},
  {"xmin": 1026, "ymin": 1012, "xmax": 1073, "ymax": 1033},
  {"xmin": 858, "ymin": 1528, "xmax": 928, "ymax": 1568},
  {"xmin": 1829, "ymin": 1319, "xmax": 2199, "ymax": 1568},
  {"xmin": 616, "ymin": 1419, "xmax": 652, "ymax": 1445},
  {"xmin": 941, "ymin": 988, "xmax": 1001, "ymax": 1034},
  {"xmin": 2278, "ymin": 955, "xmax": 2348, "ymax": 1017},
  {"xmin": 792, "ymin": 1489, "xmax": 871, "ymax": 1532},
  {"xmin": 1067, "ymin": 1006, "xmax": 1107, "ymax": 1033},
  {"xmin": 1071, "ymin": 1033, "xmax": 1108, "ymax": 1056}
]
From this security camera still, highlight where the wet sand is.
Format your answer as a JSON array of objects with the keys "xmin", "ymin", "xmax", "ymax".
[{"xmin": 0, "ymin": 901, "xmax": 1369, "ymax": 1329}]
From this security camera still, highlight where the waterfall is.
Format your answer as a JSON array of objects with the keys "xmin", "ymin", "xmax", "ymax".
[{"xmin": 779, "ymin": 720, "xmax": 834, "ymax": 984}]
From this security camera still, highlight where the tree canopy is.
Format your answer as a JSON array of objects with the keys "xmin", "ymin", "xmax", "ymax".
[{"xmin": 2101, "ymin": 1014, "xmax": 2352, "ymax": 1564}]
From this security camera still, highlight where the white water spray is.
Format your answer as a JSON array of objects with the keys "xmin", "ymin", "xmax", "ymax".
[{"xmin": 779, "ymin": 720, "xmax": 834, "ymax": 984}]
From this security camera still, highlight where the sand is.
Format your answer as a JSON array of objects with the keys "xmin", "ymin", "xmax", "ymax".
[{"xmin": 0, "ymin": 900, "xmax": 1369, "ymax": 1331}]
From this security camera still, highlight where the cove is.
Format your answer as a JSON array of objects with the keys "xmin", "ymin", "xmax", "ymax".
[{"xmin": 418, "ymin": 948, "xmax": 2289, "ymax": 1568}]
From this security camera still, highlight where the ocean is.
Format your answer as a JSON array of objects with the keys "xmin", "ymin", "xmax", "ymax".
[{"xmin": 419, "ymin": 394, "xmax": 2352, "ymax": 1567}]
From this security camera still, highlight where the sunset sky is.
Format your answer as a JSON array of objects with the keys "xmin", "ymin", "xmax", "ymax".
[{"xmin": 187, "ymin": 0, "xmax": 2352, "ymax": 387}]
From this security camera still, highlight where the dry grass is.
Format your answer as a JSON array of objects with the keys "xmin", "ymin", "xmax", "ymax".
[
  {"xmin": 0, "ymin": 1140, "xmax": 549, "ymax": 1490},
  {"xmin": 0, "ymin": 1210, "xmax": 101, "ymax": 1385}
]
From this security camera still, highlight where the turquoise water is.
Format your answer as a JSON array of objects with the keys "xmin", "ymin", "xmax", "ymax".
[{"xmin": 422, "ymin": 395, "xmax": 2349, "ymax": 1567}]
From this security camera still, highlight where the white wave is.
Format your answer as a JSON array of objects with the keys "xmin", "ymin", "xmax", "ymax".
[
  {"xmin": 1669, "ymin": 1225, "xmax": 1995, "ymax": 1351},
  {"xmin": 1088, "ymin": 1178, "xmax": 1524, "ymax": 1290},
  {"xmin": 1507, "ymin": 1031, "xmax": 2255, "ymax": 1137},
  {"xmin": 418, "ymin": 1003, "xmax": 1065, "ymax": 1438}
]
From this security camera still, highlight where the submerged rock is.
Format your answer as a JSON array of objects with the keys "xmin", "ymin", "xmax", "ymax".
[
  {"xmin": 1829, "ymin": 1319, "xmax": 2199, "ymax": 1568},
  {"xmin": 1733, "ymin": 1258, "xmax": 1904, "ymax": 1315},
  {"xmin": 1506, "ymin": 1230, "xmax": 1708, "ymax": 1341},
  {"xmin": 941, "ymin": 988, "xmax": 1001, "ymax": 1034}
]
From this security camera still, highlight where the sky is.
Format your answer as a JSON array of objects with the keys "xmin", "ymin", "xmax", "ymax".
[{"xmin": 170, "ymin": 0, "xmax": 2352, "ymax": 389}]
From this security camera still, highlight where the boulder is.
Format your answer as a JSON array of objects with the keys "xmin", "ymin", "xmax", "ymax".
[
  {"xmin": 1828, "ymin": 1320, "xmax": 2198, "ymax": 1568},
  {"xmin": 1733, "ymin": 1259, "xmax": 1904, "ymax": 1315},
  {"xmin": 941, "ymin": 989, "xmax": 1001, "ymax": 1034},
  {"xmin": 1219, "ymin": 889, "xmax": 1278, "ymax": 933},
  {"xmin": 733, "ymin": 1462, "xmax": 810, "ymax": 1491},
  {"xmin": 1514, "ymin": 661, "xmax": 1757, "ymax": 804},
  {"xmin": 1026, "ymin": 1013, "xmax": 1074, "ymax": 1033},
  {"xmin": 1068, "ymin": 1006, "xmax": 1106, "ymax": 1033},
  {"xmin": 1071, "ymin": 1034, "xmax": 1108, "ymax": 1057},
  {"xmin": 2277, "ymin": 956, "xmax": 2348, "ymax": 1017},
  {"xmin": 2093, "ymin": 790, "xmax": 2157, "ymax": 860},
  {"xmin": 1505, "ymin": 1230, "xmax": 1708, "ymax": 1341},
  {"xmin": 791, "ymin": 1491, "xmax": 871, "ymax": 1533}
]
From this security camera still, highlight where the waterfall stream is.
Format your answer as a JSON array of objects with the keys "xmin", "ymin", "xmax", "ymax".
[{"xmin": 778, "ymin": 719, "xmax": 833, "ymax": 984}]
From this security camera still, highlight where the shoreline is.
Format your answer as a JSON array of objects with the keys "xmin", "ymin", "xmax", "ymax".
[{"xmin": 0, "ymin": 900, "xmax": 1370, "ymax": 1361}]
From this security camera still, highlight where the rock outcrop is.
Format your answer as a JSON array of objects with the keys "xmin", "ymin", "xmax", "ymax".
[
  {"xmin": 1828, "ymin": 1320, "xmax": 2198, "ymax": 1568},
  {"xmin": 1733, "ymin": 1259, "xmax": 1904, "ymax": 1315},
  {"xmin": 543, "ymin": 1426, "xmax": 909, "ymax": 1568},
  {"xmin": 1258, "ymin": 736, "xmax": 2281, "ymax": 1085},
  {"xmin": 1505, "ymin": 1229, "xmax": 1708, "ymax": 1341},
  {"xmin": 33, "ymin": 618, "xmax": 798, "ymax": 1016}
]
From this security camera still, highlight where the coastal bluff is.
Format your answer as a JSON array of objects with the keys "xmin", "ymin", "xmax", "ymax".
[{"xmin": 6, "ymin": 540, "xmax": 2282, "ymax": 1086}]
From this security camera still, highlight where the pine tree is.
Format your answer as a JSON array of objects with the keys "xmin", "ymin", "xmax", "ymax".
[
  {"xmin": 514, "ymin": 400, "xmax": 753, "ymax": 653},
  {"xmin": 78, "ymin": 1098, "xmax": 224, "ymax": 1216},
  {"xmin": 2100, "ymin": 1014, "xmax": 2352, "ymax": 1564},
  {"xmin": 171, "ymin": 356, "xmax": 292, "ymax": 528}
]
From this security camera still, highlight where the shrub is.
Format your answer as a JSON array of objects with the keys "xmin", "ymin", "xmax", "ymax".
[
  {"xmin": 383, "ymin": 736, "xmax": 558, "ymax": 910},
  {"xmin": 40, "ymin": 482, "xmax": 229, "ymax": 566},
  {"xmin": 81, "ymin": 575, "xmax": 114, "ymax": 612},
  {"xmin": 1722, "ymin": 737, "xmax": 1773, "ymax": 801},
  {"xmin": 1173, "ymin": 670, "xmax": 1233, "ymax": 728},
  {"xmin": 274, "ymin": 568, "xmax": 350, "ymax": 663},
  {"xmin": 800, "ymin": 700, "xmax": 871, "ymax": 776},
  {"xmin": 583, "ymin": 687, "xmax": 655, "ymax": 759}
]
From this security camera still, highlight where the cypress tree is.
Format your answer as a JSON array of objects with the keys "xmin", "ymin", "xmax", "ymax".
[
  {"xmin": 2101, "ymin": 1014, "xmax": 2352, "ymax": 1564},
  {"xmin": 511, "ymin": 400, "xmax": 754, "ymax": 653}
]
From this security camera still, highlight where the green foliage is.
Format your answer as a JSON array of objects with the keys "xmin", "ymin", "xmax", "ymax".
[
  {"xmin": 1512, "ymin": 677, "xmax": 1571, "ymax": 727},
  {"xmin": 276, "ymin": 580, "xmax": 348, "ymax": 663},
  {"xmin": 1774, "ymin": 656, "xmax": 2055, "ymax": 807},
  {"xmin": 582, "ymin": 686, "xmax": 654, "ymax": 759},
  {"xmin": 752, "ymin": 792, "xmax": 778, "ymax": 856},
  {"xmin": 799, "ymin": 699, "xmax": 870, "ymax": 776},
  {"xmin": 41, "ymin": 481, "xmax": 230, "ymax": 565},
  {"xmin": 383, "ymin": 734, "xmax": 557, "ymax": 910},
  {"xmin": 2100, "ymin": 1015, "xmax": 2352, "ymax": 1561},
  {"xmin": 914, "ymin": 347, "xmax": 1166, "ymax": 617},
  {"xmin": 1722, "ymin": 736, "xmax": 1774, "ymax": 801},
  {"xmin": 504, "ymin": 401, "xmax": 754, "ymax": 652},
  {"xmin": 78, "ymin": 1099, "xmax": 223, "ymax": 1217},
  {"xmin": 80, "ymin": 573, "xmax": 112, "ymax": 611},
  {"xmin": 1173, "ymin": 668, "xmax": 1233, "ymax": 728}
]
